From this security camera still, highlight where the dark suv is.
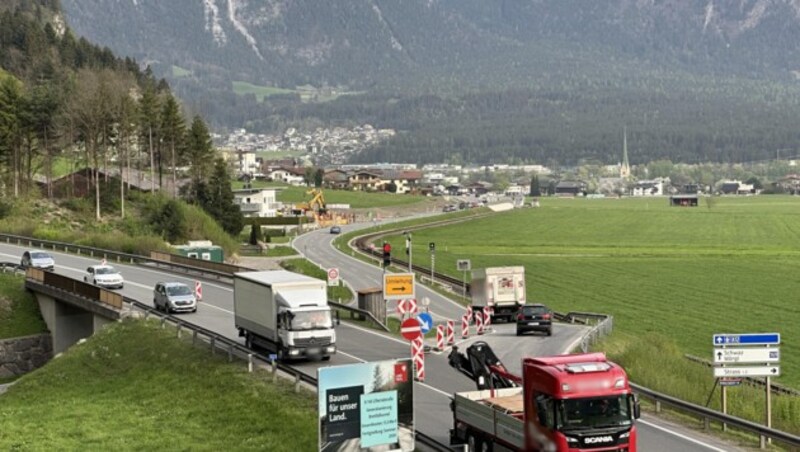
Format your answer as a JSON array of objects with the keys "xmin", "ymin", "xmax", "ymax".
[{"xmin": 516, "ymin": 303, "xmax": 553, "ymax": 336}]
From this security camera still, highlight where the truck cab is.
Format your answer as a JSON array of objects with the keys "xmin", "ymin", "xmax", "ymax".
[
  {"xmin": 277, "ymin": 305, "xmax": 336, "ymax": 359},
  {"xmin": 449, "ymin": 343, "xmax": 639, "ymax": 451},
  {"xmin": 524, "ymin": 353, "xmax": 639, "ymax": 451}
]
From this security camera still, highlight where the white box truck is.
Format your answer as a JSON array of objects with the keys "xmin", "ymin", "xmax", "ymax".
[
  {"xmin": 234, "ymin": 270, "xmax": 336, "ymax": 361},
  {"xmin": 471, "ymin": 266, "xmax": 527, "ymax": 323}
]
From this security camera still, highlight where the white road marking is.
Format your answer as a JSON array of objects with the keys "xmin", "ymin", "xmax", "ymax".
[{"xmin": 638, "ymin": 419, "xmax": 729, "ymax": 452}]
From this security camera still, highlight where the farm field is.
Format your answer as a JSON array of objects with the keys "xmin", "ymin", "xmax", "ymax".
[{"xmin": 392, "ymin": 196, "xmax": 800, "ymax": 388}]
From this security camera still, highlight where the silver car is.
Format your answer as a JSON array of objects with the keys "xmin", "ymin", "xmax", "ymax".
[
  {"xmin": 154, "ymin": 282, "xmax": 197, "ymax": 314},
  {"xmin": 21, "ymin": 250, "xmax": 55, "ymax": 271}
]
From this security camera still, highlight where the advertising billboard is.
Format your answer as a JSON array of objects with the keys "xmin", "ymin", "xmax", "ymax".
[{"xmin": 318, "ymin": 359, "xmax": 414, "ymax": 451}]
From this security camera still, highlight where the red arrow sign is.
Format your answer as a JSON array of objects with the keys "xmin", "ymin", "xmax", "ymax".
[{"xmin": 401, "ymin": 317, "xmax": 422, "ymax": 341}]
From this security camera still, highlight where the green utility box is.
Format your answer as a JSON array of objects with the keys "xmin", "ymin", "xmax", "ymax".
[{"xmin": 171, "ymin": 240, "xmax": 224, "ymax": 263}]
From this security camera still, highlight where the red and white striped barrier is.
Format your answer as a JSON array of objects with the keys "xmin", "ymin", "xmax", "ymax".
[
  {"xmin": 483, "ymin": 306, "xmax": 493, "ymax": 328},
  {"xmin": 466, "ymin": 306, "xmax": 473, "ymax": 322},
  {"xmin": 412, "ymin": 336, "xmax": 425, "ymax": 382},
  {"xmin": 461, "ymin": 315, "xmax": 470, "ymax": 339},
  {"xmin": 436, "ymin": 324, "xmax": 445, "ymax": 351},
  {"xmin": 476, "ymin": 311, "xmax": 484, "ymax": 335},
  {"xmin": 195, "ymin": 281, "xmax": 203, "ymax": 301},
  {"xmin": 446, "ymin": 319, "xmax": 455, "ymax": 345}
]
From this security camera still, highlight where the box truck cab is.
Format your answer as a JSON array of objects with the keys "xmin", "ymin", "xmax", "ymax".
[{"xmin": 234, "ymin": 270, "xmax": 336, "ymax": 361}]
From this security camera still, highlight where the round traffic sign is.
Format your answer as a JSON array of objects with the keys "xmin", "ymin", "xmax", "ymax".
[
  {"xmin": 327, "ymin": 268, "xmax": 339, "ymax": 280},
  {"xmin": 401, "ymin": 317, "xmax": 422, "ymax": 341},
  {"xmin": 417, "ymin": 312, "xmax": 433, "ymax": 334}
]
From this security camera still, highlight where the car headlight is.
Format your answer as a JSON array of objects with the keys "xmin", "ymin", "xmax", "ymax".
[
  {"xmin": 289, "ymin": 349, "xmax": 300, "ymax": 355},
  {"xmin": 326, "ymin": 346, "xmax": 336, "ymax": 353},
  {"xmin": 566, "ymin": 437, "xmax": 578, "ymax": 444}
]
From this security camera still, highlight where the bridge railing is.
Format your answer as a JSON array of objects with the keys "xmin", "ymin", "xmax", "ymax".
[
  {"xmin": 25, "ymin": 267, "xmax": 123, "ymax": 310},
  {"xmin": 11, "ymin": 233, "xmax": 800, "ymax": 449}
]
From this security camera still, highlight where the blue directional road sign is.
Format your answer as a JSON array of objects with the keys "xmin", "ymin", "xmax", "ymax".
[
  {"xmin": 417, "ymin": 312, "xmax": 433, "ymax": 335},
  {"xmin": 713, "ymin": 333, "xmax": 780, "ymax": 346}
]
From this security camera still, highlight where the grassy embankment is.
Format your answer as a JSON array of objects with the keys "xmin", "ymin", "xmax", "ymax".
[
  {"xmin": 0, "ymin": 319, "xmax": 317, "ymax": 451},
  {"xmin": 0, "ymin": 188, "xmax": 238, "ymax": 257},
  {"xmin": 376, "ymin": 196, "xmax": 800, "ymax": 433},
  {"xmin": 0, "ymin": 273, "xmax": 47, "ymax": 340}
]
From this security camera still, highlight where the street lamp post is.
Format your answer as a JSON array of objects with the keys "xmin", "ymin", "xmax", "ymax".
[{"xmin": 404, "ymin": 232, "xmax": 412, "ymax": 272}]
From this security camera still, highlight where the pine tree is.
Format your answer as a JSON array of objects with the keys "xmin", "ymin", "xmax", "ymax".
[{"xmin": 204, "ymin": 157, "xmax": 243, "ymax": 236}]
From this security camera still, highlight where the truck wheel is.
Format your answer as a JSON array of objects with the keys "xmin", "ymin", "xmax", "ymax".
[
  {"xmin": 321, "ymin": 355, "xmax": 331, "ymax": 361},
  {"xmin": 277, "ymin": 345, "xmax": 286, "ymax": 361},
  {"xmin": 467, "ymin": 432, "xmax": 482, "ymax": 452}
]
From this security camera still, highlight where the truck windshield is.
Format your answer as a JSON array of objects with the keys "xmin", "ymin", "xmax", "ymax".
[
  {"xmin": 556, "ymin": 395, "xmax": 634, "ymax": 431},
  {"xmin": 290, "ymin": 310, "xmax": 333, "ymax": 331}
]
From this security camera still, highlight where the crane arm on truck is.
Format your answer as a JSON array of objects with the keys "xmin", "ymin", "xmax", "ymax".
[{"xmin": 448, "ymin": 341, "xmax": 522, "ymax": 390}]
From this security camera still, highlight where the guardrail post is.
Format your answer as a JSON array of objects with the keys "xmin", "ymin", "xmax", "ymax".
[
  {"xmin": 248, "ymin": 354, "xmax": 254, "ymax": 373},
  {"xmin": 272, "ymin": 360, "xmax": 278, "ymax": 383},
  {"xmin": 210, "ymin": 337, "xmax": 215, "ymax": 355},
  {"xmin": 655, "ymin": 400, "xmax": 661, "ymax": 413},
  {"xmin": 703, "ymin": 417, "xmax": 709, "ymax": 431},
  {"xmin": 192, "ymin": 330, "xmax": 197, "ymax": 346},
  {"xmin": 176, "ymin": 323, "xmax": 182, "ymax": 338},
  {"xmin": 161, "ymin": 317, "xmax": 166, "ymax": 328},
  {"xmin": 228, "ymin": 345, "xmax": 233, "ymax": 362},
  {"xmin": 295, "ymin": 372, "xmax": 301, "ymax": 393},
  {"xmin": 760, "ymin": 435, "xmax": 766, "ymax": 449}
]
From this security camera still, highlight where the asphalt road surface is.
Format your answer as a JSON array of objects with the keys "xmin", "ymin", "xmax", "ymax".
[{"xmin": 0, "ymin": 235, "xmax": 744, "ymax": 451}]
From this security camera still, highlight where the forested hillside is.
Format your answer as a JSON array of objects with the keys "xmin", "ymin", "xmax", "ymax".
[
  {"xmin": 0, "ymin": 1, "xmax": 243, "ymax": 252},
  {"xmin": 58, "ymin": 0, "xmax": 800, "ymax": 165}
]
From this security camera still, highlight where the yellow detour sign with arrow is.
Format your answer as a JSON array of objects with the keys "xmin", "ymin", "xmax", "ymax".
[{"xmin": 383, "ymin": 273, "xmax": 415, "ymax": 300}]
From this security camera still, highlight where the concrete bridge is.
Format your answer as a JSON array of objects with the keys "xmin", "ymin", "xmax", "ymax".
[{"xmin": 24, "ymin": 268, "xmax": 123, "ymax": 354}]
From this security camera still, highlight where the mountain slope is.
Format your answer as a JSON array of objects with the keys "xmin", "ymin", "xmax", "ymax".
[{"xmin": 58, "ymin": 0, "xmax": 800, "ymax": 165}]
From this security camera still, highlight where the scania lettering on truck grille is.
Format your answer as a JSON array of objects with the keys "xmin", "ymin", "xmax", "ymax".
[{"xmin": 585, "ymin": 435, "xmax": 614, "ymax": 444}]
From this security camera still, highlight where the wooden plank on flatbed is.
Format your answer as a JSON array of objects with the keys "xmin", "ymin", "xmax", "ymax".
[{"xmin": 486, "ymin": 393, "xmax": 524, "ymax": 413}]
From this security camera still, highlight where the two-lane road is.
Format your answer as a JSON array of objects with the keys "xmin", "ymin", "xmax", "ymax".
[{"xmin": 0, "ymin": 237, "xmax": 742, "ymax": 450}]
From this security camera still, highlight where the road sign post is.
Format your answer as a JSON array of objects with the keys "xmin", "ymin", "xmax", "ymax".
[
  {"xmin": 457, "ymin": 259, "xmax": 471, "ymax": 302},
  {"xmin": 713, "ymin": 333, "xmax": 780, "ymax": 436}
]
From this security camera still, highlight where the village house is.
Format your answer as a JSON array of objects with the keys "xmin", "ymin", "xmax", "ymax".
[{"xmin": 232, "ymin": 187, "xmax": 281, "ymax": 218}]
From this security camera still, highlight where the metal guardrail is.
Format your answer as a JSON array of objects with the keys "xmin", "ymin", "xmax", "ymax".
[
  {"xmin": 329, "ymin": 300, "xmax": 391, "ymax": 332},
  {"xmin": 124, "ymin": 299, "xmax": 452, "ymax": 451},
  {"xmin": 685, "ymin": 354, "xmax": 800, "ymax": 397},
  {"xmin": 632, "ymin": 382, "xmax": 800, "ymax": 449},
  {"xmin": 12, "ymin": 232, "xmax": 800, "ymax": 449},
  {"xmin": 0, "ymin": 232, "xmax": 245, "ymax": 281}
]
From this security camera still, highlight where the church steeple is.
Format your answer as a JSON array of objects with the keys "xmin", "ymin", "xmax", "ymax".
[{"xmin": 620, "ymin": 126, "xmax": 631, "ymax": 179}]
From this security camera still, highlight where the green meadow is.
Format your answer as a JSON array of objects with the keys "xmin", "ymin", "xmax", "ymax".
[
  {"xmin": 388, "ymin": 196, "xmax": 800, "ymax": 389},
  {"xmin": 232, "ymin": 81, "xmax": 296, "ymax": 101}
]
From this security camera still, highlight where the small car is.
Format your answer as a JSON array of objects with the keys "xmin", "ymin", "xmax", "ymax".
[
  {"xmin": 153, "ymin": 282, "xmax": 197, "ymax": 314},
  {"xmin": 329, "ymin": 226, "xmax": 342, "ymax": 234},
  {"xmin": 84, "ymin": 265, "xmax": 124, "ymax": 289},
  {"xmin": 516, "ymin": 303, "xmax": 553, "ymax": 336},
  {"xmin": 20, "ymin": 250, "xmax": 55, "ymax": 271}
]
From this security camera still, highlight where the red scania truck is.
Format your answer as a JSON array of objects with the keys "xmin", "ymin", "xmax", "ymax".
[{"xmin": 449, "ymin": 342, "xmax": 639, "ymax": 451}]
